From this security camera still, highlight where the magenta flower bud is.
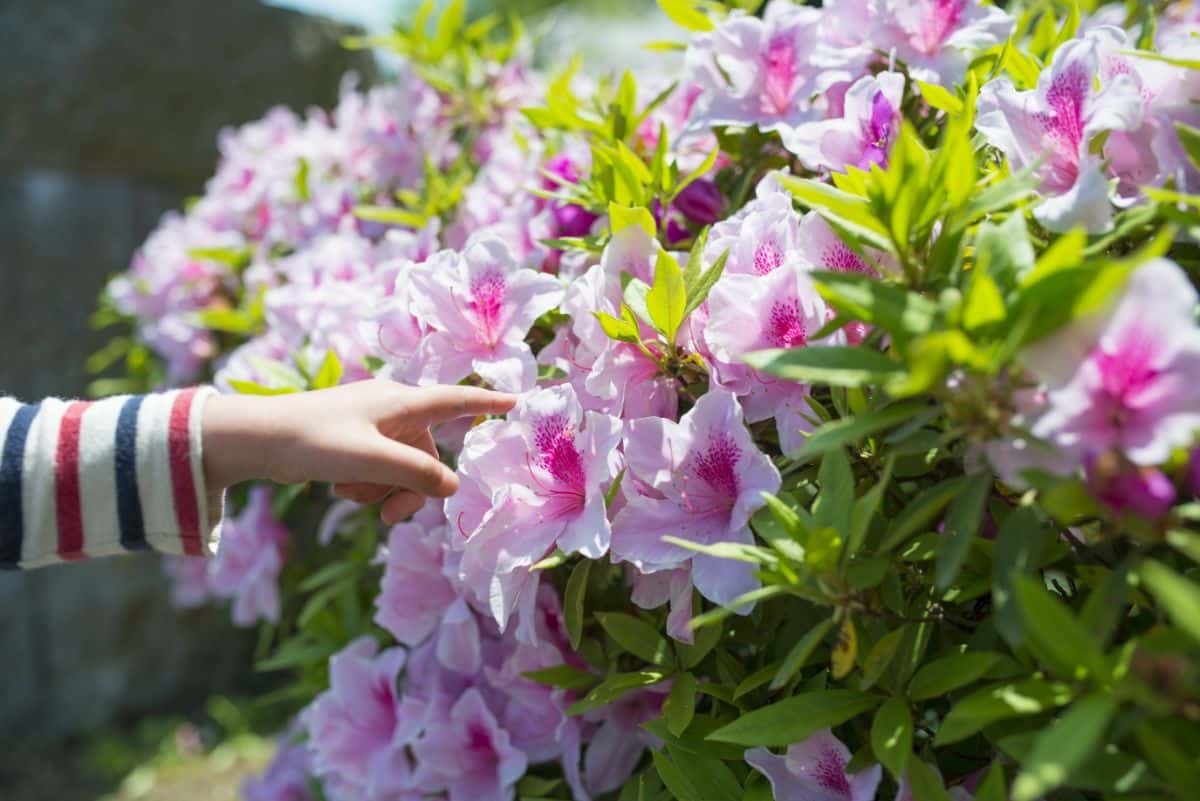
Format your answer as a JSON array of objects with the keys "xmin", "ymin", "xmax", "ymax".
[
  {"xmin": 673, "ymin": 179, "xmax": 727, "ymax": 226},
  {"xmin": 1086, "ymin": 453, "xmax": 1176, "ymax": 520}
]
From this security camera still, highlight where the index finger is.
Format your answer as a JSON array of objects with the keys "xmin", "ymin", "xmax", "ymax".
[{"xmin": 401, "ymin": 385, "xmax": 517, "ymax": 425}]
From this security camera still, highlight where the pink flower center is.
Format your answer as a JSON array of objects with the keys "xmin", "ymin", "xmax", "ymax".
[
  {"xmin": 823, "ymin": 242, "xmax": 873, "ymax": 275},
  {"xmin": 466, "ymin": 722, "xmax": 499, "ymax": 766},
  {"xmin": 1089, "ymin": 327, "xmax": 1163, "ymax": 428},
  {"xmin": 858, "ymin": 91, "xmax": 897, "ymax": 169},
  {"xmin": 754, "ymin": 239, "xmax": 785, "ymax": 275},
  {"xmin": 692, "ymin": 434, "xmax": 741, "ymax": 502},
  {"xmin": 1035, "ymin": 62, "xmax": 1089, "ymax": 192},
  {"xmin": 813, "ymin": 747, "xmax": 853, "ymax": 798},
  {"xmin": 914, "ymin": 0, "xmax": 967, "ymax": 54},
  {"xmin": 468, "ymin": 270, "xmax": 508, "ymax": 345},
  {"xmin": 530, "ymin": 414, "xmax": 587, "ymax": 505},
  {"xmin": 762, "ymin": 35, "xmax": 799, "ymax": 116},
  {"xmin": 766, "ymin": 299, "xmax": 808, "ymax": 348}
]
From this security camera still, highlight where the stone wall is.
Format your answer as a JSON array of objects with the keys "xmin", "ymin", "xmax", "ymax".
[{"xmin": 0, "ymin": 0, "xmax": 374, "ymax": 739}]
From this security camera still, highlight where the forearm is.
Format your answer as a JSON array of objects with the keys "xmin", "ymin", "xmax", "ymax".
[{"xmin": 0, "ymin": 389, "xmax": 223, "ymax": 569}]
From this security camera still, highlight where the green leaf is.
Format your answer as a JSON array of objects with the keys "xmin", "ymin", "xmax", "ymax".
[
  {"xmin": 935, "ymin": 678, "xmax": 1074, "ymax": 746},
  {"xmin": 707, "ymin": 690, "xmax": 881, "ymax": 746},
  {"xmin": 906, "ymin": 759, "xmax": 953, "ymax": 801},
  {"xmin": 1013, "ymin": 575, "xmax": 1105, "ymax": 680},
  {"xmin": 564, "ymin": 560, "xmax": 591, "ymax": 651},
  {"xmin": 664, "ymin": 672, "xmax": 697, "ymax": 737},
  {"xmin": 878, "ymin": 477, "xmax": 963, "ymax": 552},
  {"xmin": 973, "ymin": 762, "xmax": 1008, "ymax": 801},
  {"xmin": 597, "ymin": 612, "xmax": 675, "ymax": 667},
  {"xmin": 656, "ymin": 0, "xmax": 714, "ymax": 32},
  {"xmin": 682, "ymin": 249, "xmax": 728, "ymax": 322},
  {"xmin": 992, "ymin": 506, "xmax": 1048, "ymax": 645},
  {"xmin": 916, "ymin": 80, "xmax": 964, "ymax": 114},
  {"xmin": 311, "ymin": 349, "xmax": 343, "ymax": 390},
  {"xmin": 567, "ymin": 670, "xmax": 669, "ymax": 716},
  {"xmin": 871, "ymin": 696, "xmax": 912, "ymax": 779},
  {"xmin": 609, "ymin": 202, "xmax": 657, "ymax": 237},
  {"xmin": 1174, "ymin": 121, "xmax": 1200, "ymax": 172},
  {"xmin": 746, "ymin": 346, "xmax": 906, "ymax": 388},
  {"xmin": 813, "ymin": 448, "xmax": 854, "ymax": 539},
  {"xmin": 1012, "ymin": 694, "xmax": 1117, "ymax": 801},
  {"xmin": 771, "ymin": 617, "xmax": 834, "ymax": 690},
  {"xmin": 595, "ymin": 311, "xmax": 640, "ymax": 342},
  {"xmin": 679, "ymin": 617, "xmax": 722, "ymax": 669},
  {"xmin": 792, "ymin": 399, "xmax": 927, "ymax": 461},
  {"xmin": 294, "ymin": 157, "xmax": 310, "ymax": 201},
  {"xmin": 777, "ymin": 175, "xmax": 894, "ymax": 253},
  {"xmin": 861, "ymin": 627, "xmax": 907, "ymax": 690},
  {"xmin": 646, "ymin": 250, "xmax": 687, "ymax": 340},
  {"xmin": 227, "ymin": 379, "xmax": 298, "ymax": 396},
  {"xmin": 935, "ymin": 472, "xmax": 991, "ymax": 590},
  {"xmin": 908, "ymin": 651, "xmax": 1000, "ymax": 701},
  {"xmin": 522, "ymin": 664, "xmax": 599, "ymax": 691},
  {"xmin": 963, "ymin": 269, "xmax": 1006, "ymax": 331},
  {"xmin": 811, "ymin": 270, "xmax": 939, "ymax": 342},
  {"xmin": 1134, "ymin": 721, "xmax": 1200, "ymax": 795},
  {"xmin": 1139, "ymin": 559, "xmax": 1200, "ymax": 646}
]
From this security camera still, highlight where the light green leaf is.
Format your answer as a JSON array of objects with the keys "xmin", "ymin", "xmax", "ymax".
[
  {"xmin": 609, "ymin": 202, "xmax": 657, "ymax": 237},
  {"xmin": 1013, "ymin": 576, "xmax": 1105, "ymax": 680},
  {"xmin": 908, "ymin": 651, "xmax": 1000, "ymax": 700},
  {"xmin": 664, "ymin": 672, "xmax": 697, "ymax": 737},
  {"xmin": 1139, "ymin": 559, "xmax": 1200, "ymax": 646},
  {"xmin": 597, "ymin": 612, "xmax": 675, "ymax": 666},
  {"xmin": 656, "ymin": 0, "xmax": 714, "ymax": 32},
  {"xmin": 871, "ymin": 696, "xmax": 912, "ymax": 779},
  {"xmin": 707, "ymin": 690, "xmax": 881, "ymax": 746},
  {"xmin": 1012, "ymin": 695, "xmax": 1117, "ymax": 801},
  {"xmin": 746, "ymin": 346, "xmax": 906, "ymax": 388},
  {"xmin": 311, "ymin": 349, "xmax": 343, "ymax": 390}
]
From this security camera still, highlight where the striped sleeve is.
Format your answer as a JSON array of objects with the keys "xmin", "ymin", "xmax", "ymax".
[{"xmin": 0, "ymin": 388, "xmax": 224, "ymax": 570}]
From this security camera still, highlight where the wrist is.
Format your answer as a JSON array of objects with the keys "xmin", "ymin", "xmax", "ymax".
[{"xmin": 202, "ymin": 393, "xmax": 282, "ymax": 490}]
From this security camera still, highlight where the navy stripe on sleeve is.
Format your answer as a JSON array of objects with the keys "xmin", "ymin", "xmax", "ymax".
[
  {"xmin": 115, "ymin": 395, "xmax": 150, "ymax": 551},
  {"xmin": 0, "ymin": 404, "xmax": 41, "ymax": 568}
]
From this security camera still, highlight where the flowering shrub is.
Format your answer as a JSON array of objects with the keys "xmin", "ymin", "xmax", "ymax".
[{"xmin": 92, "ymin": 1, "xmax": 1200, "ymax": 800}]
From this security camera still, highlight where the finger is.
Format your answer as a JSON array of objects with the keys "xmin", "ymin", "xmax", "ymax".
[
  {"xmin": 380, "ymin": 490, "xmax": 427, "ymax": 526},
  {"xmin": 361, "ymin": 438, "xmax": 460, "ymax": 498},
  {"xmin": 415, "ymin": 428, "xmax": 439, "ymax": 460},
  {"xmin": 395, "ymin": 385, "xmax": 517, "ymax": 426},
  {"xmin": 331, "ymin": 482, "xmax": 393, "ymax": 504}
]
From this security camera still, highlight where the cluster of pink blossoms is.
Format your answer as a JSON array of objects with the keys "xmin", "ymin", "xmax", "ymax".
[{"xmin": 109, "ymin": 1, "xmax": 1200, "ymax": 799}]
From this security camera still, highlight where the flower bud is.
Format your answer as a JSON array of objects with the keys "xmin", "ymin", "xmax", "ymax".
[
  {"xmin": 673, "ymin": 179, "xmax": 726, "ymax": 226},
  {"xmin": 1086, "ymin": 450, "xmax": 1176, "ymax": 520}
]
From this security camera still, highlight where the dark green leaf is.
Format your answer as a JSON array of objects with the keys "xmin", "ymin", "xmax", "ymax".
[
  {"xmin": 871, "ymin": 696, "xmax": 912, "ymax": 779},
  {"xmin": 793, "ymin": 400, "xmax": 927, "ymax": 461},
  {"xmin": 1011, "ymin": 694, "xmax": 1117, "ymax": 801},
  {"xmin": 908, "ymin": 651, "xmax": 1000, "ymax": 701},
  {"xmin": 771, "ymin": 617, "xmax": 834, "ymax": 690},
  {"xmin": 1139, "ymin": 559, "xmax": 1200, "ymax": 646},
  {"xmin": 707, "ymin": 690, "xmax": 881, "ymax": 746},
  {"xmin": 664, "ymin": 672, "xmax": 697, "ymax": 736},
  {"xmin": 564, "ymin": 560, "xmax": 591, "ymax": 651},
  {"xmin": 598, "ymin": 612, "xmax": 675, "ymax": 666},
  {"xmin": 935, "ymin": 472, "xmax": 991, "ymax": 590},
  {"xmin": 935, "ymin": 678, "xmax": 1074, "ymax": 745}
]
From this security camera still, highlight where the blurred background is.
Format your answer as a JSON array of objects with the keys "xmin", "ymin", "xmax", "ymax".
[{"xmin": 0, "ymin": 0, "xmax": 663, "ymax": 798}]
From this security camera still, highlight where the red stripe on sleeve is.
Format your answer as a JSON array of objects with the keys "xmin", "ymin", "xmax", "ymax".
[
  {"xmin": 55, "ymin": 401, "xmax": 94, "ymax": 561},
  {"xmin": 168, "ymin": 389, "xmax": 204, "ymax": 556}
]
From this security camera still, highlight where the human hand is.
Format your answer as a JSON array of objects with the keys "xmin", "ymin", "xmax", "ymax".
[{"xmin": 203, "ymin": 380, "xmax": 515, "ymax": 524}]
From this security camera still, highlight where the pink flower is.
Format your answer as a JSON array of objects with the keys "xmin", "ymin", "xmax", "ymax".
[
  {"xmin": 630, "ymin": 566, "xmax": 695, "ymax": 643},
  {"xmin": 796, "ymin": 212, "xmax": 895, "ymax": 344},
  {"xmin": 1021, "ymin": 258, "xmax": 1200, "ymax": 470},
  {"xmin": 207, "ymin": 486, "xmax": 288, "ymax": 627},
  {"xmin": 870, "ymin": 0, "xmax": 1014, "ymax": 86},
  {"xmin": 242, "ymin": 737, "xmax": 316, "ymax": 801},
  {"xmin": 451, "ymin": 385, "xmax": 623, "ymax": 629},
  {"xmin": 405, "ymin": 235, "xmax": 564, "ymax": 392},
  {"xmin": 375, "ymin": 514, "xmax": 483, "ymax": 675},
  {"xmin": 1085, "ymin": 453, "xmax": 1177, "ymax": 519},
  {"xmin": 412, "ymin": 688, "xmax": 528, "ymax": 801},
  {"xmin": 785, "ymin": 72, "xmax": 905, "ymax": 173},
  {"xmin": 304, "ymin": 638, "xmax": 422, "ymax": 801},
  {"xmin": 704, "ymin": 261, "xmax": 839, "ymax": 455},
  {"xmin": 745, "ymin": 729, "xmax": 882, "ymax": 801},
  {"xmin": 685, "ymin": 2, "xmax": 825, "ymax": 138},
  {"xmin": 705, "ymin": 176, "xmax": 801, "ymax": 278},
  {"xmin": 583, "ymin": 685, "xmax": 669, "ymax": 795},
  {"xmin": 976, "ymin": 28, "xmax": 1144, "ymax": 233},
  {"xmin": 163, "ymin": 555, "xmax": 212, "ymax": 609},
  {"xmin": 611, "ymin": 390, "xmax": 781, "ymax": 607}
]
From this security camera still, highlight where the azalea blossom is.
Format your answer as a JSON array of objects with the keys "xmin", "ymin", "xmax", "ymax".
[
  {"xmin": 870, "ymin": 0, "xmax": 1014, "ymax": 86},
  {"xmin": 243, "ymin": 736, "xmax": 316, "ymax": 801},
  {"xmin": 450, "ymin": 384, "xmax": 622, "ymax": 629},
  {"xmin": 405, "ymin": 235, "xmax": 564, "ymax": 392},
  {"xmin": 976, "ymin": 28, "xmax": 1144, "ymax": 232},
  {"xmin": 163, "ymin": 555, "xmax": 212, "ymax": 609},
  {"xmin": 611, "ymin": 390, "xmax": 781, "ymax": 607},
  {"xmin": 582, "ymin": 684, "xmax": 669, "ymax": 795},
  {"xmin": 685, "ymin": 1, "xmax": 826, "ymax": 138},
  {"xmin": 1019, "ymin": 258, "xmax": 1200, "ymax": 471},
  {"xmin": 412, "ymin": 688, "xmax": 528, "ymax": 801},
  {"xmin": 745, "ymin": 729, "xmax": 882, "ymax": 801},
  {"xmin": 375, "ymin": 509, "xmax": 483, "ymax": 674},
  {"xmin": 207, "ymin": 485, "xmax": 288, "ymax": 626},
  {"xmin": 304, "ymin": 638, "xmax": 424, "ymax": 801},
  {"xmin": 705, "ymin": 175, "xmax": 801, "ymax": 278},
  {"xmin": 704, "ymin": 260, "xmax": 840, "ymax": 455},
  {"xmin": 785, "ymin": 71, "xmax": 905, "ymax": 173}
]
